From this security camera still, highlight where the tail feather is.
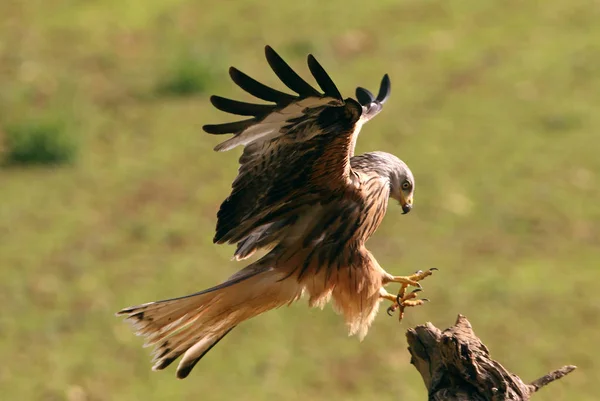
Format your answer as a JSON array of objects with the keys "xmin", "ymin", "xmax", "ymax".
[
  {"xmin": 175, "ymin": 327, "xmax": 235, "ymax": 379},
  {"xmin": 118, "ymin": 268, "xmax": 264, "ymax": 336},
  {"xmin": 116, "ymin": 263, "xmax": 302, "ymax": 378}
]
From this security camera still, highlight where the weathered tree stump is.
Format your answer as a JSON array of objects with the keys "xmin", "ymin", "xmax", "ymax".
[{"xmin": 406, "ymin": 315, "xmax": 576, "ymax": 400}]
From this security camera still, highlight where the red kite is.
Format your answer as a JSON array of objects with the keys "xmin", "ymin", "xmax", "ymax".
[{"xmin": 117, "ymin": 46, "xmax": 435, "ymax": 379}]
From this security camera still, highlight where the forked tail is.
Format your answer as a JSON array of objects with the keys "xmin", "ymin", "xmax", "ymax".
[{"xmin": 116, "ymin": 264, "xmax": 302, "ymax": 379}]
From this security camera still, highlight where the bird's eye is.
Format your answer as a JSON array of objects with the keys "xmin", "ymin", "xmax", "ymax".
[{"xmin": 401, "ymin": 181, "xmax": 411, "ymax": 190}]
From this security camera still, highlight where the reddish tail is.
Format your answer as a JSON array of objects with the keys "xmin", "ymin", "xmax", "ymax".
[{"xmin": 116, "ymin": 264, "xmax": 302, "ymax": 379}]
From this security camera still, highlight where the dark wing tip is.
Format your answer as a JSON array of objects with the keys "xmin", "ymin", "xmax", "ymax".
[
  {"xmin": 355, "ymin": 74, "xmax": 391, "ymax": 107},
  {"xmin": 355, "ymin": 87, "xmax": 375, "ymax": 106},
  {"xmin": 202, "ymin": 124, "xmax": 219, "ymax": 134},
  {"xmin": 264, "ymin": 45, "xmax": 282, "ymax": 66},
  {"xmin": 203, "ymin": 118, "xmax": 256, "ymax": 135},
  {"xmin": 264, "ymin": 45, "xmax": 321, "ymax": 97},
  {"xmin": 228, "ymin": 65, "xmax": 296, "ymax": 105},
  {"xmin": 306, "ymin": 54, "xmax": 343, "ymax": 100},
  {"xmin": 376, "ymin": 74, "xmax": 391, "ymax": 104},
  {"xmin": 355, "ymin": 74, "xmax": 391, "ymax": 121},
  {"xmin": 209, "ymin": 95, "xmax": 274, "ymax": 117}
]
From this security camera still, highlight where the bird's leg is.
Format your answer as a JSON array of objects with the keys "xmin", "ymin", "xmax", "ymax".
[
  {"xmin": 388, "ymin": 268, "xmax": 438, "ymax": 288},
  {"xmin": 383, "ymin": 268, "xmax": 437, "ymax": 322}
]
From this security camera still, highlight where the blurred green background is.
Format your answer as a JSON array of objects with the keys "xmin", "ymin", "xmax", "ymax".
[{"xmin": 1, "ymin": 0, "xmax": 599, "ymax": 400}]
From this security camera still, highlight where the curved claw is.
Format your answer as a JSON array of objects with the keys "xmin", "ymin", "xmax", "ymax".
[
  {"xmin": 387, "ymin": 306, "xmax": 396, "ymax": 316},
  {"xmin": 421, "ymin": 298, "xmax": 430, "ymax": 302},
  {"xmin": 411, "ymin": 288, "xmax": 423, "ymax": 294},
  {"xmin": 430, "ymin": 268, "xmax": 439, "ymax": 272}
]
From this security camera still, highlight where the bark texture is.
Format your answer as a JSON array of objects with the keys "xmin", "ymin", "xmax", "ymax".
[{"xmin": 406, "ymin": 315, "xmax": 576, "ymax": 401}]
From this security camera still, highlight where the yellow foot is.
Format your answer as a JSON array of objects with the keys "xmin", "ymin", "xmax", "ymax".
[
  {"xmin": 388, "ymin": 268, "xmax": 438, "ymax": 288},
  {"xmin": 382, "ymin": 268, "xmax": 438, "ymax": 322}
]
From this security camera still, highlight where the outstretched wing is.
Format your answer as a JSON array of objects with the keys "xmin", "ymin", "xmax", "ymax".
[{"xmin": 203, "ymin": 46, "xmax": 390, "ymax": 257}]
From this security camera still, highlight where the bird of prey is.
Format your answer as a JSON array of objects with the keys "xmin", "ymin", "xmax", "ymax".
[{"xmin": 116, "ymin": 45, "xmax": 436, "ymax": 379}]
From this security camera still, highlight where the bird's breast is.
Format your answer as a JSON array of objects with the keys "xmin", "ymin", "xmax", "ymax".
[{"xmin": 279, "ymin": 177, "xmax": 390, "ymax": 260}]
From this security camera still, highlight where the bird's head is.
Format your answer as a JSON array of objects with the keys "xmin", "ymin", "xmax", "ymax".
[
  {"xmin": 389, "ymin": 163, "xmax": 415, "ymax": 214},
  {"xmin": 351, "ymin": 151, "xmax": 415, "ymax": 214}
]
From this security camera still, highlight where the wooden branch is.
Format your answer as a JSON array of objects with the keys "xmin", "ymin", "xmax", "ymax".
[{"xmin": 406, "ymin": 314, "xmax": 576, "ymax": 401}]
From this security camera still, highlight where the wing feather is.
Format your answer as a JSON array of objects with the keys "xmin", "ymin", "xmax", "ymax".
[
  {"xmin": 203, "ymin": 119, "xmax": 257, "ymax": 135},
  {"xmin": 209, "ymin": 95, "xmax": 275, "ymax": 117},
  {"xmin": 355, "ymin": 87, "xmax": 375, "ymax": 105},
  {"xmin": 203, "ymin": 46, "xmax": 391, "ymax": 254},
  {"xmin": 376, "ymin": 74, "xmax": 391, "ymax": 103},
  {"xmin": 307, "ymin": 54, "xmax": 343, "ymax": 100},
  {"xmin": 229, "ymin": 67, "xmax": 297, "ymax": 104},
  {"xmin": 265, "ymin": 45, "xmax": 322, "ymax": 97},
  {"xmin": 356, "ymin": 74, "xmax": 392, "ymax": 122}
]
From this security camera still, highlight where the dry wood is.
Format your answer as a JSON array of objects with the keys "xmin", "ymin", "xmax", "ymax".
[{"xmin": 406, "ymin": 315, "xmax": 576, "ymax": 401}]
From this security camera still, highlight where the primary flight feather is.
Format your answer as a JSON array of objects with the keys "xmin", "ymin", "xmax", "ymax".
[{"xmin": 116, "ymin": 45, "xmax": 435, "ymax": 379}]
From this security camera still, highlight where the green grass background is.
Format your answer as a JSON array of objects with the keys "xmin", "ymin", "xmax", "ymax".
[{"xmin": 1, "ymin": 0, "xmax": 599, "ymax": 400}]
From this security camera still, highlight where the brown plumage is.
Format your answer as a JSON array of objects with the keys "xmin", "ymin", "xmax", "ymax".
[{"xmin": 116, "ymin": 45, "xmax": 429, "ymax": 379}]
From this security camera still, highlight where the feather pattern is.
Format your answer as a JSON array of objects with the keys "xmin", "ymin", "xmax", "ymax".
[
  {"xmin": 229, "ymin": 66, "xmax": 297, "ymax": 104},
  {"xmin": 209, "ymin": 95, "xmax": 275, "ymax": 117},
  {"xmin": 264, "ymin": 45, "xmax": 322, "ymax": 97},
  {"xmin": 117, "ymin": 46, "xmax": 416, "ymax": 379}
]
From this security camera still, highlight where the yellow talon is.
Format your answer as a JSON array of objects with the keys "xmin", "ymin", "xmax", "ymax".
[{"xmin": 382, "ymin": 268, "xmax": 437, "ymax": 322}]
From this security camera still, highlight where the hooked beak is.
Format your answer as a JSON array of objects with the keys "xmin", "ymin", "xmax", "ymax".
[{"xmin": 400, "ymin": 194, "xmax": 413, "ymax": 214}]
